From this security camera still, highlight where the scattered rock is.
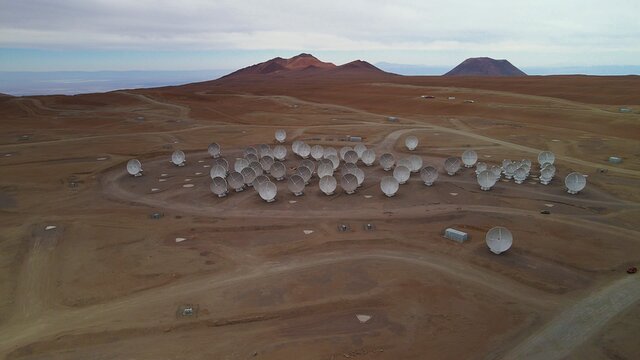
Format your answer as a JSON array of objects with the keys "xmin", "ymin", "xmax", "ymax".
[
  {"xmin": 159, "ymin": 179, "xmax": 167, "ymax": 182},
  {"xmin": 151, "ymin": 188, "xmax": 160, "ymax": 192},
  {"xmin": 175, "ymin": 237, "xmax": 187, "ymax": 243},
  {"xmin": 183, "ymin": 184, "xmax": 195, "ymax": 188},
  {"xmin": 161, "ymin": 173, "xmax": 168, "ymax": 177},
  {"xmin": 356, "ymin": 314, "xmax": 372, "ymax": 323},
  {"xmin": 45, "ymin": 225, "xmax": 57, "ymax": 231},
  {"xmin": 203, "ymin": 165, "xmax": 211, "ymax": 168},
  {"xmin": 552, "ymin": 139, "xmax": 560, "ymax": 142},
  {"xmin": 288, "ymin": 200, "xmax": 297, "ymax": 204},
  {"xmin": 303, "ymin": 230, "xmax": 314, "ymax": 235},
  {"xmin": 545, "ymin": 203, "xmax": 554, "ymax": 208},
  {"xmin": 364, "ymin": 195, "xmax": 372, "ymax": 199},
  {"xmin": 449, "ymin": 192, "xmax": 458, "ymax": 196},
  {"xmin": 195, "ymin": 172, "xmax": 202, "ymax": 175},
  {"xmin": 96, "ymin": 157, "xmax": 108, "ymax": 161},
  {"xmin": 184, "ymin": 178, "xmax": 192, "ymax": 182},
  {"xmin": 198, "ymin": 160, "xmax": 205, "ymax": 163}
]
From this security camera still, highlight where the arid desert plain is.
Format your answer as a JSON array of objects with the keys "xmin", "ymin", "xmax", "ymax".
[{"xmin": 1, "ymin": 67, "xmax": 640, "ymax": 359}]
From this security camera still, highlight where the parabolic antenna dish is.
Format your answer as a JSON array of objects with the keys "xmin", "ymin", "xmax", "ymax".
[
  {"xmin": 462, "ymin": 149, "xmax": 478, "ymax": 167},
  {"xmin": 212, "ymin": 157, "xmax": 229, "ymax": 172},
  {"xmin": 502, "ymin": 159, "xmax": 512, "ymax": 169},
  {"xmin": 260, "ymin": 156, "xmax": 275, "ymax": 172},
  {"xmin": 292, "ymin": 140, "xmax": 304, "ymax": 155},
  {"xmin": 379, "ymin": 153, "xmax": 395, "ymax": 171},
  {"xmin": 288, "ymin": 174, "xmax": 306, "ymax": 195},
  {"xmin": 477, "ymin": 170, "xmax": 497, "ymax": 191},
  {"xmin": 565, "ymin": 172, "xmax": 587, "ymax": 194},
  {"xmin": 354, "ymin": 168, "xmax": 365, "ymax": 187},
  {"xmin": 317, "ymin": 162, "xmax": 334, "ymax": 178},
  {"xmin": 234, "ymin": 158, "xmax": 249, "ymax": 173},
  {"xmin": 249, "ymin": 161, "xmax": 263, "ymax": 177},
  {"xmin": 490, "ymin": 165, "xmax": 502, "ymax": 180},
  {"xmin": 244, "ymin": 146, "xmax": 258, "ymax": 157},
  {"xmin": 171, "ymin": 150, "xmax": 186, "ymax": 166},
  {"xmin": 295, "ymin": 165, "xmax": 312, "ymax": 184},
  {"xmin": 259, "ymin": 181, "xmax": 277, "ymax": 202},
  {"xmin": 339, "ymin": 147, "xmax": 353, "ymax": 161},
  {"xmin": 513, "ymin": 167, "xmax": 527, "ymax": 184},
  {"xmin": 504, "ymin": 163, "xmax": 517, "ymax": 179},
  {"xmin": 380, "ymin": 176, "xmax": 399, "ymax": 197},
  {"xmin": 270, "ymin": 161, "xmax": 286, "ymax": 180},
  {"xmin": 342, "ymin": 162, "xmax": 358, "ymax": 176},
  {"xmin": 344, "ymin": 150, "xmax": 359, "ymax": 164},
  {"xmin": 326, "ymin": 155, "xmax": 340, "ymax": 170},
  {"xmin": 210, "ymin": 164, "xmax": 227, "ymax": 179},
  {"xmin": 393, "ymin": 165, "xmax": 411, "ymax": 184},
  {"xmin": 300, "ymin": 159, "xmax": 316, "ymax": 174},
  {"xmin": 340, "ymin": 173, "xmax": 358, "ymax": 194},
  {"xmin": 126, "ymin": 159, "xmax": 142, "ymax": 176},
  {"xmin": 444, "ymin": 157, "xmax": 461, "ymax": 175},
  {"xmin": 361, "ymin": 149, "xmax": 376, "ymax": 166},
  {"xmin": 275, "ymin": 129, "xmax": 287, "ymax": 143},
  {"xmin": 354, "ymin": 143, "xmax": 367, "ymax": 158},
  {"xmin": 258, "ymin": 144, "xmax": 271, "ymax": 158},
  {"xmin": 396, "ymin": 157, "xmax": 412, "ymax": 170},
  {"xmin": 245, "ymin": 153, "xmax": 259, "ymax": 164},
  {"xmin": 241, "ymin": 167, "xmax": 257, "ymax": 186},
  {"xmin": 273, "ymin": 145, "xmax": 287, "ymax": 161},
  {"xmin": 486, "ymin": 226, "xmax": 513, "ymax": 255},
  {"xmin": 210, "ymin": 176, "xmax": 228, "ymax": 197},
  {"xmin": 227, "ymin": 171, "xmax": 245, "ymax": 191},
  {"xmin": 207, "ymin": 143, "xmax": 221, "ymax": 158},
  {"xmin": 298, "ymin": 143, "xmax": 311, "ymax": 158},
  {"xmin": 323, "ymin": 147, "xmax": 338, "ymax": 158},
  {"xmin": 405, "ymin": 135, "xmax": 418, "ymax": 151},
  {"xmin": 420, "ymin": 166, "xmax": 438, "ymax": 186},
  {"xmin": 475, "ymin": 162, "xmax": 487, "ymax": 175},
  {"xmin": 311, "ymin": 145, "xmax": 324, "ymax": 160},
  {"xmin": 252, "ymin": 175, "xmax": 271, "ymax": 192},
  {"xmin": 408, "ymin": 155, "xmax": 423, "ymax": 173},
  {"xmin": 538, "ymin": 151, "xmax": 556, "ymax": 166},
  {"xmin": 539, "ymin": 167, "xmax": 554, "ymax": 185},
  {"xmin": 319, "ymin": 175, "xmax": 337, "ymax": 195},
  {"xmin": 522, "ymin": 159, "xmax": 532, "ymax": 168}
]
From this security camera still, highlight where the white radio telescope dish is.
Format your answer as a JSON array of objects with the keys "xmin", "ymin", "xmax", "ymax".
[
  {"xmin": 298, "ymin": 143, "xmax": 311, "ymax": 159},
  {"xmin": 210, "ymin": 164, "xmax": 227, "ymax": 179},
  {"xmin": 380, "ymin": 176, "xmax": 399, "ymax": 197},
  {"xmin": 258, "ymin": 144, "xmax": 271, "ymax": 158},
  {"xmin": 361, "ymin": 149, "xmax": 376, "ymax": 166},
  {"xmin": 275, "ymin": 129, "xmax": 287, "ymax": 143},
  {"xmin": 339, "ymin": 147, "xmax": 353, "ymax": 161},
  {"xmin": 340, "ymin": 173, "xmax": 358, "ymax": 194},
  {"xmin": 227, "ymin": 171, "xmax": 245, "ymax": 192},
  {"xmin": 326, "ymin": 155, "xmax": 340, "ymax": 170},
  {"xmin": 354, "ymin": 143, "xmax": 367, "ymax": 158},
  {"xmin": 212, "ymin": 157, "xmax": 229, "ymax": 172},
  {"xmin": 273, "ymin": 145, "xmax": 287, "ymax": 161},
  {"xmin": 270, "ymin": 161, "xmax": 286, "ymax": 180},
  {"xmin": 538, "ymin": 151, "xmax": 555, "ymax": 166},
  {"xmin": 379, "ymin": 153, "xmax": 395, "ymax": 171},
  {"xmin": 408, "ymin": 155, "xmax": 423, "ymax": 173},
  {"xmin": 259, "ymin": 181, "xmax": 277, "ymax": 202},
  {"xmin": 475, "ymin": 162, "xmax": 487, "ymax": 175},
  {"xmin": 565, "ymin": 172, "xmax": 586, "ymax": 194},
  {"xmin": 444, "ymin": 157, "xmax": 461, "ymax": 175},
  {"xmin": 539, "ymin": 167, "xmax": 555, "ymax": 185},
  {"xmin": 300, "ymin": 159, "xmax": 316, "ymax": 174},
  {"xmin": 405, "ymin": 135, "xmax": 418, "ymax": 151},
  {"xmin": 295, "ymin": 165, "xmax": 312, "ymax": 184},
  {"xmin": 504, "ymin": 163, "xmax": 517, "ymax": 179},
  {"xmin": 490, "ymin": 165, "xmax": 502, "ymax": 180},
  {"xmin": 292, "ymin": 140, "xmax": 304, "ymax": 155},
  {"xmin": 317, "ymin": 162, "xmax": 334, "ymax": 178},
  {"xmin": 260, "ymin": 156, "xmax": 275, "ymax": 172},
  {"xmin": 249, "ymin": 161, "xmax": 263, "ymax": 177},
  {"xmin": 486, "ymin": 227, "xmax": 513, "ymax": 255},
  {"xmin": 420, "ymin": 166, "xmax": 438, "ymax": 186},
  {"xmin": 234, "ymin": 158, "xmax": 249, "ymax": 173},
  {"xmin": 323, "ymin": 147, "xmax": 338, "ymax": 158},
  {"xmin": 171, "ymin": 150, "xmax": 186, "ymax": 166},
  {"xmin": 319, "ymin": 175, "xmax": 337, "ymax": 195},
  {"xmin": 393, "ymin": 165, "xmax": 411, "ymax": 184},
  {"xmin": 208, "ymin": 143, "xmax": 221, "ymax": 158},
  {"xmin": 354, "ymin": 168, "xmax": 365, "ymax": 187},
  {"xmin": 462, "ymin": 150, "xmax": 478, "ymax": 167},
  {"xmin": 241, "ymin": 167, "xmax": 257, "ymax": 186},
  {"xmin": 126, "ymin": 159, "xmax": 143, "ymax": 176},
  {"xmin": 210, "ymin": 176, "xmax": 228, "ymax": 197},
  {"xmin": 245, "ymin": 153, "xmax": 259, "ymax": 164},
  {"xmin": 513, "ymin": 167, "xmax": 527, "ymax": 184},
  {"xmin": 288, "ymin": 174, "xmax": 306, "ymax": 196},
  {"xmin": 253, "ymin": 175, "xmax": 271, "ymax": 192},
  {"xmin": 477, "ymin": 170, "xmax": 497, "ymax": 191},
  {"xmin": 244, "ymin": 146, "xmax": 258, "ymax": 157},
  {"xmin": 344, "ymin": 150, "xmax": 359, "ymax": 164},
  {"xmin": 311, "ymin": 145, "xmax": 324, "ymax": 160}
]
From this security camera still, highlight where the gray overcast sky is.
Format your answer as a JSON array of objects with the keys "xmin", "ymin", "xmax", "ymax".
[{"xmin": 1, "ymin": 0, "xmax": 639, "ymax": 71}]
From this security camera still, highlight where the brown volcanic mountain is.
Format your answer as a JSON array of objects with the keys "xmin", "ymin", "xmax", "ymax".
[
  {"xmin": 222, "ymin": 53, "xmax": 390, "ymax": 78},
  {"xmin": 445, "ymin": 57, "xmax": 527, "ymax": 76}
]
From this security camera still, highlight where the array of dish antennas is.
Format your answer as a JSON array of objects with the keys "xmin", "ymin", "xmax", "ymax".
[
  {"xmin": 539, "ymin": 164, "xmax": 556, "ymax": 185},
  {"xmin": 477, "ymin": 170, "xmax": 497, "ymax": 191},
  {"xmin": 405, "ymin": 135, "xmax": 418, "ymax": 151},
  {"xmin": 461, "ymin": 149, "xmax": 478, "ymax": 168},
  {"xmin": 207, "ymin": 143, "xmax": 221, "ymax": 158},
  {"xmin": 171, "ymin": 150, "xmax": 186, "ymax": 166},
  {"xmin": 565, "ymin": 172, "xmax": 587, "ymax": 194},
  {"xmin": 319, "ymin": 175, "xmax": 337, "ymax": 195},
  {"xmin": 380, "ymin": 176, "xmax": 399, "ymax": 197},
  {"xmin": 379, "ymin": 153, "xmax": 395, "ymax": 171},
  {"xmin": 485, "ymin": 226, "xmax": 513, "ymax": 255},
  {"xmin": 420, "ymin": 166, "xmax": 438, "ymax": 186},
  {"xmin": 275, "ymin": 129, "xmax": 287, "ymax": 143},
  {"xmin": 126, "ymin": 159, "xmax": 143, "ymax": 176},
  {"xmin": 210, "ymin": 176, "xmax": 228, "ymax": 197},
  {"xmin": 444, "ymin": 157, "xmax": 461, "ymax": 175}
]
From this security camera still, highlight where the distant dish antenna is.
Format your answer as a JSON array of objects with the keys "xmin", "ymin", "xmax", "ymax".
[
  {"xmin": 396, "ymin": 157, "xmax": 412, "ymax": 170},
  {"xmin": 241, "ymin": 167, "xmax": 257, "ymax": 186},
  {"xmin": 408, "ymin": 155, "xmax": 423, "ymax": 173},
  {"xmin": 319, "ymin": 175, "xmax": 337, "ymax": 195},
  {"xmin": 379, "ymin": 153, "xmax": 395, "ymax": 171},
  {"xmin": 234, "ymin": 158, "xmax": 249, "ymax": 173},
  {"xmin": 502, "ymin": 159, "xmax": 512, "ymax": 169},
  {"xmin": 317, "ymin": 162, "xmax": 334, "ymax": 178},
  {"xmin": 513, "ymin": 167, "xmax": 527, "ymax": 184},
  {"xmin": 339, "ymin": 147, "xmax": 353, "ymax": 161},
  {"xmin": 326, "ymin": 155, "xmax": 340, "ymax": 170},
  {"xmin": 227, "ymin": 171, "xmax": 245, "ymax": 192},
  {"xmin": 295, "ymin": 165, "xmax": 312, "ymax": 184},
  {"xmin": 288, "ymin": 174, "xmax": 306, "ymax": 196},
  {"xmin": 253, "ymin": 175, "xmax": 271, "ymax": 192},
  {"xmin": 273, "ymin": 145, "xmax": 287, "ymax": 161},
  {"xmin": 420, "ymin": 166, "xmax": 438, "ymax": 186},
  {"xmin": 565, "ymin": 172, "xmax": 586, "ymax": 194},
  {"xmin": 354, "ymin": 168, "xmax": 365, "ymax": 187},
  {"xmin": 292, "ymin": 140, "xmax": 304, "ymax": 155},
  {"xmin": 300, "ymin": 159, "xmax": 316, "ymax": 174},
  {"xmin": 126, "ymin": 159, "xmax": 143, "ymax": 176},
  {"xmin": 405, "ymin": 135, "xmax": 418, "ymax": 151},
  {"xmin": 538, "ymin": 151, "xmax": 556, "ymax": 166},
  {"xmin": 248, "ymin": 161, "xmax": 263, "ymax": 177},
  {"xmin": 539, "ymin": 166, "xmax": 555, "ymax": 185},
  {"xmin": 393, "ymin": 165, "xmax": 410, "ymax": 184},
  {"xmin": 354, "ymin": 143, "xmax": 367, "ymax": 158},
  {"xmin": 258, "ymin": 144, "xmax": 271, "ymax": 158},
  {"xmin": 489, "ymin": 165, "xmax": 502, "ymax": 180},
  {"xmin": 361, "ymin": 149, "xmax": 376, "ymax": 166},
  {"xmin": 275, "ymin": 129, "xmax": 287, "ymax": 143},
  {"xmin": 344, "ymin": 150, "xmax": 359, "ymax": 164},
  {"xmin": 208, "ymin": 143, "xmax": 221, "ymax": 158},
  {"xmin": 340, "ymin": 173, "xmax": 358, "ymax": 194},
  {"xmin": 486, "ymin": 227, "xmax": 513, "ymax": 255},
  {"xmin": 212, "ymin": 157, "xmax": 229, "ymax": 172},
  {"xmin": 503, "ymin": 162, "xmax": 517, "ymax": 179},
  {"xmin": 210, "ymin": 176, "xmax": 228, "ymax": 197},
  {"xmin": 244, "ymin": 146, "xmax": 258, "ymax": 157},
  {"xmin": 259, "ymin": 181, "xmax": 277, "ymax": 202},
  {"xmin": 260, "ymin": 156, "xmax": 275, "ymax": 172},
  {"xmin": 245, "ymin": 153, "xmax": 259, "ymax": 163},
  {"xmin": 270, "ymin": 161, "xmax": 286, "ymax": 180},
  {"xmin": 210, "ymin": 164, "xmax": 227, "ymax": 179},
  {"xmin": 171, "ymin": 150, "xmax": 186, "ymax": 166},
  {"xmin": 462, "ymin": 150, "xmax": 478, "ymax": 167},
  {"xmin": 444, "ymin": 157, "xmax": 461, "ymax": 175},
  {"xmin": 298, "ymin": 143, "xmax": 311, "ymax": 159},
  {"xmin": 475, "ymin": 162, "xmax": 487, "ymax": 175},
  {"xmin": 477, "ymin": 170, "xmax": 497, "ymax": 191},
  {"xmin": 380, "ymin": 176, "xmax": 399, "ymax": 197},
  {"xmin": 323, "ymin": 147, "xmax": 338, "ymax": 158},
  {"xmin": 311, "ymin": 145, "xmax": 324, "ymax": 160}
]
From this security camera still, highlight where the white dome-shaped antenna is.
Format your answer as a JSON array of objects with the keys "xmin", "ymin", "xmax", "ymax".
[
  {"xmin": 489, "ymin": 165, "xmax": 502, "ymax": 180},
  {"xmin": 319, "ymin": 175, "xmax": 337, "ymax": 195},
  {"xmin": 462, "ymin": 149, "xmax": 478, "ymax": 168},
  {"xmin": 405, "ymin": 135, "xmax": 418, "ymax": 151},
  {"xmin": 344, "ymin": 150, "xmax": 359, "ymax": 164},
  {"xmin": 420, "ymin": 166, "xmax": 438, "ymax": 186},
  {"xmin": 292, "ymin": 140, "xmax": 303, "ymax": 155},
  {"xmin": 444, "ymin": 157, "xmax": 461, "ymax": 175},
  {"xmin": 208, "ymin": 143, "xmax": 221, "ymax": 158},
  {"xmin": 227, "ymin": 171, "xmax": 245, "ymax": 192},
  {"xmin": 565, "ymin": 172, "xmax": 586, "ymax": 194},
  {"xmin": 538, "ymin": 151, "xmax": 555, "ymax": 166},
  {"xmin": 475, "ymin": 162, "xmax": 487, "ymax": 175},
  {"xmin": 393, "ymin": 165, "xmax": 410, "ymax": 184},
  {"xmin": 298, "ymin": 143, "xmax": 311, "ymax": 159},
  {"xmin": 126, "ymin": 159, "xmax": 143, "ymax": 177},
  {"xmin": 244, "ymin": 146, "xmax": 258, "ymax": 157},
  {"xmin": 252, "ymin": 175, "xmax": 270, "ymax": 193},
  {"xmin": 311, "ymin": 145, "xmax": 324, "ymax": 160},
  {"xmin": 171, "ymin": 150, "xmax": 186, "ymax": 166},
  {"xmin": 380, "ymin": 176, "xmax": 399, "ymax": 197},
  {"xmin": 295, "ymin": 165, "xmax": 312, "ymax": 184},
  {"xmin": 260, "ymin": 156, "xmax": 275, "ymax": 173},
  {"xmin": 513, "ymin": 167, "xmax": 527, "ymax": 184},
  {"xmin": 240, "ymin": 167, "xmax": 257, "ymax": 187},
  {"xmin": 275, "ymin": 129, "xmax": 287, "ymax": 143},
  {"xmin": 258, "ymin": 144, "xmax": 271, "ymax": 158},
  {"xmin": 339, "ymin": 146, "xmax": 353, "ymax": 161},
  {"xmin": 249, "ymin": 161, "xmax": 263, "ymax": 177},
  {"xmin": 288, "ymin": 174, "xmax": 306, "ymax": 196},
  {"xmin": 300, "ymin": 159, "xmax": 316, "ymax": 174},
  {"xmin": 234, "ymin": 158, "xmax": 249, "ymax": 173},
  {"xmin": 317, "ymin": 162, "xmax": 334, "ymax": 178},
  {"xmin": 477, "ymin": 170, "xmax": 497, "ymax": 191},
  {"xmin": 210, "ymin": 164, "xmax": 227, "ymax": 179},
  {"xmin": 503, "ymin": 163, "xmax": 517, "ymax": 179},
  {"xmin": 340, "ymin": 173, "xmax": 358, "ymax": 194},
  {"xmin": 273, "ymin": 145, "xmax": 287, "ymax": 161},
  {"xmin": 210, "ymin": 176, "xmax": 228, "ymax": 197},
  {"xmin": 361, "ymin": 149, "xmax": 376, "ymax": 166},
  {"xmin": 326, "ymin": 155, "xmax": 340, "ymax": 170},
  {"xmin": 354, "ymin": 143, "xmax": 367, "ymax": 158},
  {"xmin": 408, "ymin": 155, "xmax": 423, "ymax": 173},
  {"xmin": 270, "ymin": 161, "xmax": 286, "ymax": 181},
  {"xmin": 259, "ymin": 181, "xmax": 277, "ymax": 202},
  {"xmin": 486, "ymin": 226, "xmax": 513, "ymax": 254},
  {"xmin": 379, "ymin": 153, "xmax": 395, "ymax": 171}
]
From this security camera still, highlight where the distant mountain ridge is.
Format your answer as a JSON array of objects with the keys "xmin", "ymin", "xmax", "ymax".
[{"xmin": 445, "ymin": 57, "xmax": 526, "ymax": 76}]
